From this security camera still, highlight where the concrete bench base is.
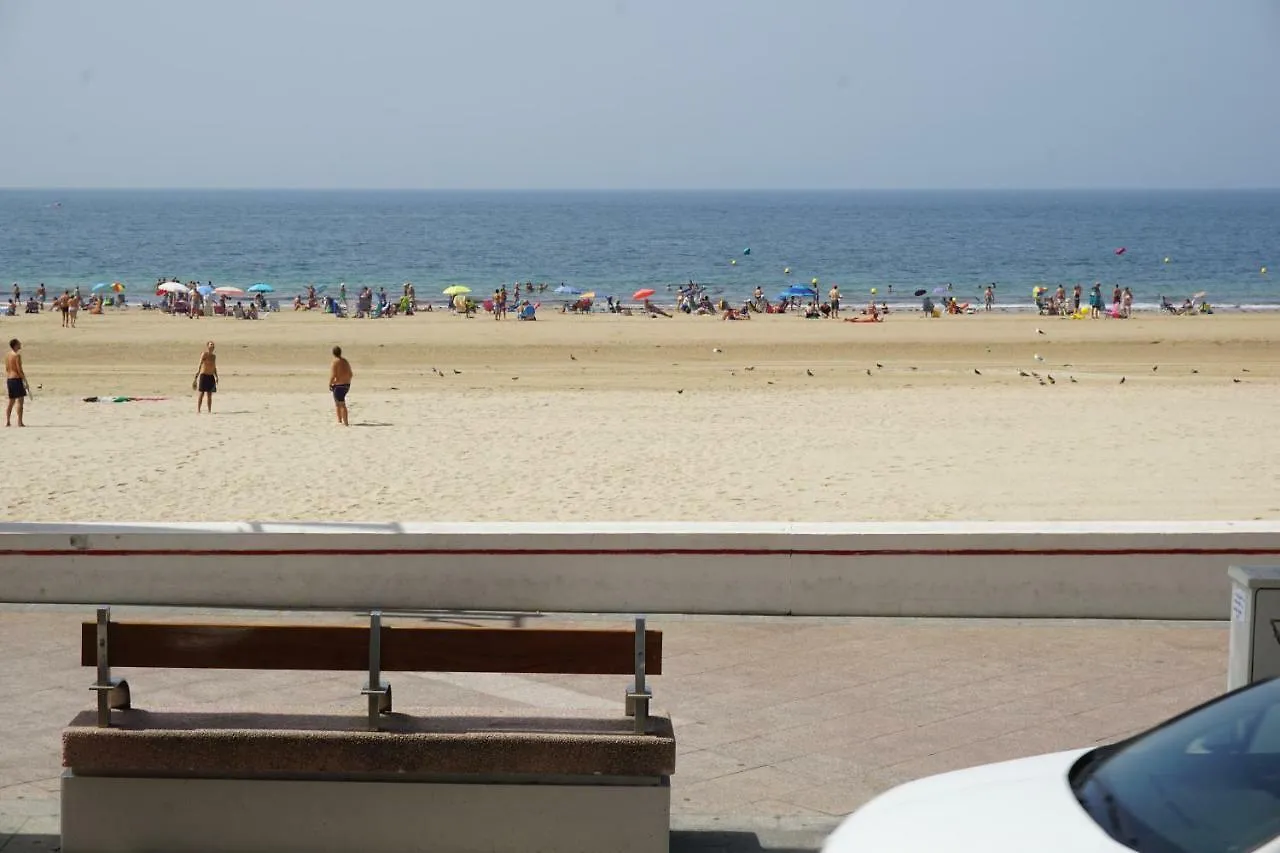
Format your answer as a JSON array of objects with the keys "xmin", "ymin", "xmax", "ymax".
[
  {"xmin": 62, "ymin": 772, "xmax": 671, "ymax": 853},
  {"xmin": 61, "ymin": 709, "xmax": 675, "ymax": 853}
]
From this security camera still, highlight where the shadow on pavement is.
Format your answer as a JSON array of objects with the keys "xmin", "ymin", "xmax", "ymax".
[
  {"xmin": 0, "ymin": 833, "xmax": 59, "ymax": 852},
  {"xmin": 672, "ymin": 829, "xmax": 821, "ymax": 853}
]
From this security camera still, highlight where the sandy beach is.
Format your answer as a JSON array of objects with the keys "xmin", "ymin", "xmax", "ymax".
[{"xmin": 1, "ymin": 308, "xmax": 1278, "ymax": 522}]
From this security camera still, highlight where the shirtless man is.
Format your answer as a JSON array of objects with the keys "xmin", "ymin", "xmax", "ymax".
[
  {"xmin": 328, "ymin": 345, "xmax": 353, "ymax": 426},
  {"xmin": 5, "ymin": 339, "xmax": 28, "ymax": 427},
  {"xmin": 193, "ymin": 341, "xmax": 218, "ymax": 413}
]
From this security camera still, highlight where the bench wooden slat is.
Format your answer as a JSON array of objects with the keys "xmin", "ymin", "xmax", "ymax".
[{"xmin": 81, "ymin": 622, "xmax": 663, "ymax": 675}]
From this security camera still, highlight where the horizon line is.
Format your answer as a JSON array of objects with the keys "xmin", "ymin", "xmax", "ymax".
[{"xmin": 3, "ymin": 186, "xmax": 1279, "ymax": 193}]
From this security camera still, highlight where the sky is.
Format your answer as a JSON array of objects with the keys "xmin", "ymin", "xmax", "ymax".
[{"xmin": 0, "ymin": 0, "xmax": 1278, "ymax": 190}]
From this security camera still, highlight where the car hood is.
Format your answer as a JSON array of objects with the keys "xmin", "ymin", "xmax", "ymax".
[{"xmin": 822, "ymin": 749, "xmax": 1127, "ymax": 853}]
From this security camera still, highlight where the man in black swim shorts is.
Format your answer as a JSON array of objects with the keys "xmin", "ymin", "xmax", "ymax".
[
  {"xmin": 193, "ymin": 341, "xmax": 218, "ymax": 413},
  {"xmin": 5, "ymin": 338, "xmax": 28, "ymax": 427},
  {"xmin": 329, "ymin": 345, "xmax": 353, "ymax": 426}
]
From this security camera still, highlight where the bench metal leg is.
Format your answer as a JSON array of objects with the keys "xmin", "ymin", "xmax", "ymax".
[
  {"xmin": 625, "ymin": 616, "xmax": 652, "ymax": 734},
  {"xmin": 90, "ymin": 606, "xmax": 132, "ymax": 728},
  {"xmin": 360, "ymin": 610, "xmax": 392, "ymax": 731}
]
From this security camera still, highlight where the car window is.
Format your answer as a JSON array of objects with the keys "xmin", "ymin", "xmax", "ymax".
[{"xmin": 1072, "ymin": 679, "xmax": 1280, "ymax": 853}]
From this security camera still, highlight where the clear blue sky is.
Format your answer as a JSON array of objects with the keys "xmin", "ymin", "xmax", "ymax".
[{"xmin": 1, "ymin": 0, "xmax": 1277, "ymax": 189}]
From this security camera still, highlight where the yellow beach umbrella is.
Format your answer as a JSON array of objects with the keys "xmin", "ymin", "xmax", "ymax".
[{"xmin": 443, "ymin": 285, "xmax": 471, "ymax": 296}]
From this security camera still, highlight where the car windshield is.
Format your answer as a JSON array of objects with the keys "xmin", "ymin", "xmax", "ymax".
[{"xmin": 1071, "ymin": 678, "xmax": 1280, "ymax": 853}]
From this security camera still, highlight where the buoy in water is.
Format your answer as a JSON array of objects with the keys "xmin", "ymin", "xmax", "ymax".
[
  {"xmin": 784, "ymin": 267, "xmax": 791, "ymax": 274},
  {"xmin": 1164, "ymin": 257, "xmax": 1170, "ymax": 263},
  {"xmin": 743, "ymin": 248, "xmax": 751, "ymax": 255},
  {"xmin": 811, "ymin": 278, "xmax": 818, "ymax": 285},
  {"xmin": 1263, "ymin": 266, "xmax": 1269, "ymax": 274},
  {"xmin": 730, "ymin": 259, "xmax": 737, "ymax": 265},
  {"xmin": 870, "ymin": 288, "xmax": 877, "ymax": 295}
]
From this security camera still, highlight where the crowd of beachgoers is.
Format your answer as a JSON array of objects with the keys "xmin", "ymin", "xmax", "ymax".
[{"xmin": 1, "ymin": 276, "xmax": 1217, "ymax": 323}]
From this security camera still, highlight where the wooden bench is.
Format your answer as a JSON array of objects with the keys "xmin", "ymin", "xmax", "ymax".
[{"xmin": 62, "ymin": 608, "xmax": 674, "ymax": 853}]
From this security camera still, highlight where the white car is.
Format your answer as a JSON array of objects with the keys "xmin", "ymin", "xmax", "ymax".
[{"xmin": 823, "ymin": 678, "xmax": 1280, "ymax": 853}]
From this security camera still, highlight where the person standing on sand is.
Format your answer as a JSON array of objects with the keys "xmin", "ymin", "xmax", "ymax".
[
  {"xmin": 828, "ymin": 284, "xmax": 841, "ymax": 318},
  {"xmin": 329, "ymin": 346, "xmax": 353, "ymax": 426},
  {"xmin": 5, "ymin": 339, "xmax": 28, "ymax": 427},
  {"xmin": 193, "ymin": 341, "xmax": 218, "ymax": 413}
]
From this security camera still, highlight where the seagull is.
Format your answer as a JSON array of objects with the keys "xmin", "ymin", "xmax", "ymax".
[
  {"xmin": 569, "ymin": 354, "xmax": 576, "ymax": 361},
  {"xmin": 1038, "ymin": 379, "xmax": 1046, "ymax": 386},
  {"xmin": 1034, "ymin": 354, "xmax": 1045, "ymax": 362},
  {"xmin": 806, "ymin": 369, "xmax": 814, "ymax": 377},
  {"xmin": 909, "ymin": 366, "xmax": 918, "ymax": 371},
  {"xmin": 1120, "ymin": 377, "xmax": 1126, "ymax": 384},
  {"xmin": 875, "ymin": 362, "xmax": 883, "ymax": 368},
  {"xmin": 1191, "ymin": 369, "xmax": 1199, "ymax": 374},
  {"xmin": 973, "ymin": 369, "xmax": 982, "ymax": 376},
  {"xmin": 866, "ymin": 369, "xmax": 872, "ymax": 376},
  {"xmin": 1242, "ymin": 368, "xmax": 1251, "ymax": 373},
  {"xmin": 453, "ymin": 369, "xmax": 461, "ymax": 375},
  {"xmin": 713, "ymin": 348, "xmax": 723, "ymax": 354},
  {"xmin": 1036, "ymin": 328, "xmax": 1045, "ymax": 335},
  {"xmin": 1233, "ymin": 378, "xmax": 1242, "ymax": 384},
  {"xmin": 1019, "ymin": 370, "xmax": 1031, "ymax": 377},
  {"xmin": 1069, "ymin": 376, "xmax": 1078, "ymax": 384},
  {"xmin": 511, "ymin": 376, "xmax": 519, "ymax": 381},
  {"xmin": 1047, "ymin": 375, "xmax": 1055, "ymax": 384},
  {"xmin": 745, "ymin": 366, "xmax": 755, "ymax": 371},
  {"xmin": 1152, "ymin": 365, "xmax": 1158, "ymax": 372},
  {"xmin": 677, "ymin": 389, "xmax": 684, "ymax": 394}
]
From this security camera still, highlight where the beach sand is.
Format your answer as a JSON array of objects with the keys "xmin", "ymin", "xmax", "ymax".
[{"xmin": 2, "ymin": 308, "xmax": 1278, "ymax": 522}]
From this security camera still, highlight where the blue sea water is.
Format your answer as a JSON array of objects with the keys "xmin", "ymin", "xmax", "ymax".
[{"xmin": 0, "ymin": 189, "xmax": 1276, "ymax": 309}]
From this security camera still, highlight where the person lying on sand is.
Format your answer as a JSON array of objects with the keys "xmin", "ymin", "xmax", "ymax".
[
  {"xmin": 721, "ymin": 307, "xmax": 751, "ymax": 320},
  {"xmin": 643, "ymin": 299, "xmax": 671, "ymax": 317}
]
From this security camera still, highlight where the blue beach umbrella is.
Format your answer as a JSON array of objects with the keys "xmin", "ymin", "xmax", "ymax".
[
  {"xmin": 247, "ymin": 283, "xmax": 274, "ymax": 293},
  {"xmin": 91, "ymin": 282, "xmax": 111, "ymax": 292},
  {"xmin": 197, "ymin": 285, "xmax": 214, "ymax": 296}
]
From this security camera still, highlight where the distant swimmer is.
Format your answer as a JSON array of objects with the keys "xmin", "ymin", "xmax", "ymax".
[
  {"xmin": 193, "ymin": 341, "xmax": 218, "ymax": 413},
  {"xmin": 329, "ymin": 345, "xmax": 353, "ymax": 426}
]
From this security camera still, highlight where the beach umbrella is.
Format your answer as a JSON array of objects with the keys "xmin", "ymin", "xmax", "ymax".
[
  {"xmin": 554, "ymin": 284, "xmax": 579, "ymax": 295},
  {"xmin": 91, "ymin": 282, "xmax": 111, "ymax": 292},
  {"xmin": 633, "ymin": 288, "xmax": 655, "ymax": 300},
  {"xmin": 156, "ymin": 282, "xmax": 187, "ymax": 294},
  {"xmin": 197, "ymin": 285, "xmax": 214, "ymax": 296},
  {"xmin": 1192, "ymin": 291, "xmax": 1207, "ymax": 299},
  {"xmin": 443, "ymin": 285, "xmax": 471, "ymax": 296},
  {"xmin": 247, "ymin": 283, "xmax": 273, "ymax": 293},
  {"xmin": 110, "ymin": 282, "xmax": 125, "ymax": 293},
  {"xmin": 214, "ymin": 286, "xmax": 244, "ymax": 296},
  {"xmin": 580, "ymin": 292, "xmax": 596, "ymax": 300}
]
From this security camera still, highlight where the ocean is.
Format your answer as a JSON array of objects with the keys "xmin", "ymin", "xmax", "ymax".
[{"xmin": 0, "ymin": 189, "xmax": 1276, "ymax": 310}]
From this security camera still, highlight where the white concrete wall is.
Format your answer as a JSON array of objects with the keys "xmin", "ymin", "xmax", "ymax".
[{"xmin": 1, "ymin": 521, "xmax": 1276, "ymax": 619}]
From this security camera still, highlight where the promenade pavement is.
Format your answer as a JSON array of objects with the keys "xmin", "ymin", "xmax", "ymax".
[{"xmin": 0, "ymin": 606, "xmax": 1227, "ymax": 852}]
